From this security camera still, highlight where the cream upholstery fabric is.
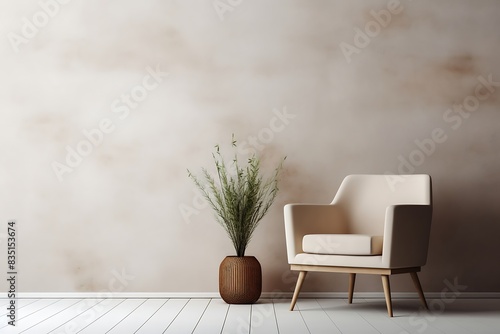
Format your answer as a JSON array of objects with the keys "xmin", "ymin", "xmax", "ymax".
[
  {"xmin": 303, "ymin": 234, "xmax": 383, "ymax": 255},
  {"xmin": 294, "ymin": 253, "xmax": 384, "ymax": 268},
  {"xmin": 284, "ymin": 174, "xmax": 432, "ymax": 269}
]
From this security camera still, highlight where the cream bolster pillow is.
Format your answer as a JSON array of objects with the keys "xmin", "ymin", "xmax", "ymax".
[{"xmin": 302, "ymin": 234, "xmax": 384, "ymax": 255}]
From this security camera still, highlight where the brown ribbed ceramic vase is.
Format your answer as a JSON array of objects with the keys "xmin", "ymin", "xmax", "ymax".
[{"xmin": 219, "ymin": 256, "xmax": 262, "ymax": 304}]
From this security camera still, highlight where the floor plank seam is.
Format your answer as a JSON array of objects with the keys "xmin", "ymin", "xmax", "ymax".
[
  {"xmin": 79, "ymin": 299, "xmax": 126, "ymax": 333},
  {"xmin": 105, "ymin": 299, "xmax": 147, "ymax": 334},
  {"xmin": 248, "ymin": 304, "xmax": 253, "ymax": 334},
  {"xmin": 133, "ymin": 298, "xmax": 169, "ymax": 334},
  {"xmin": 271, "ymin": 300, "xmax": 280, "ymax": 334},
  {"xmin": 162, "ymin": 299, "xmax": 189, "ymax": 333},
  {"xmin": 297, "ymin": 308, "xmax": 312, "ymax": 334},
  {"xmin": 23, "ymin": 299, "xmax": 82, "ymax": 333},
  {"xmin": 316, "ymin": 298, "xmax": 343, "ymax": 333},
  {"xmin": 219, "ymin": 301, "xmax": 230, "ymax": 334},
  {"xmin": 48, "ymin": 299, "xmax": 106, "ymax": 333},
  {"xmin": 191, "ymin": 298, "xmax": 212, "ymax": 334},
  {"xmin": 21, "ymin": 299, "xmax": 61, "ymax": 321}
]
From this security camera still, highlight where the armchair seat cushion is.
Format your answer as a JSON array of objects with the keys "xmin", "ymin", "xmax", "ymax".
[{"xmin": 303, "ymin": 234, "xmax": 383, "ymax": 255}]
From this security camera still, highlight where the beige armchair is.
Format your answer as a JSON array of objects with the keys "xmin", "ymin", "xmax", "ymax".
[{"xmin": 284, "ymin": 174, "xmax": 432, "ymax": 316}]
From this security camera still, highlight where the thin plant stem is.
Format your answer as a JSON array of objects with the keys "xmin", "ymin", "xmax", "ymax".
[{"xmin": 188, "ymin": 136, "xmax": 285, "ymax": 257}]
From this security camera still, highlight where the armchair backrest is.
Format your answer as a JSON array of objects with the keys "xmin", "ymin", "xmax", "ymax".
[{"xmin": 331, "ymin": 175, "xmax": 432, "ymax": 236}]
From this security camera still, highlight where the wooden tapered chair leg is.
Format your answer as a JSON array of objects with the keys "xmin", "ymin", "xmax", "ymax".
[
  {"xmin": 381, "ymin": 275, "xmax": 393, "ymax": 317},
  {"xmin": 290, "ymin": 271, "xmax": 308, "ymax": 311},
  {"xmin": 410, "ymin": 272, "xmax": 428, "ymax": 310},
  {"xmin": 348, "ymin": 273, "xmax": 356, "ymax": 304}
]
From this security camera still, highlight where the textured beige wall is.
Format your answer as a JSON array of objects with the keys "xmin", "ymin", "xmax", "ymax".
[{"xmin": 1, "ymin": 0, "xmax": 499, "ymax": 294}]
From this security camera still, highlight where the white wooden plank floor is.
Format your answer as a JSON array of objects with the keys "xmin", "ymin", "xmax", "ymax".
[{"xmin": 0, "ymin": 298, "xmax": 498, "ymax": 333}]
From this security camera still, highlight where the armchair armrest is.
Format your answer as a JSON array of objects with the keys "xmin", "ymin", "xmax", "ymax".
[
  {"xmin": 382, "ymin": 204, "xmax": 433, "ymax": 268},
  {"xmin": 284, "ymin": 204, "xmax": 347, "ymax": 263}
]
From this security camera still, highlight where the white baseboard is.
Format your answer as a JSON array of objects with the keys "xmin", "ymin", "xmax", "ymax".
[{"xmin": 1, "ymin": 292, "xmax": 499, "ymax": 299}]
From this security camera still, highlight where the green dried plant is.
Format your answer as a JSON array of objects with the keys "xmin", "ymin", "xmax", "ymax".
[{"xmin": 188, "ymin": 135, "xmax": 285, "ymax": 257}]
